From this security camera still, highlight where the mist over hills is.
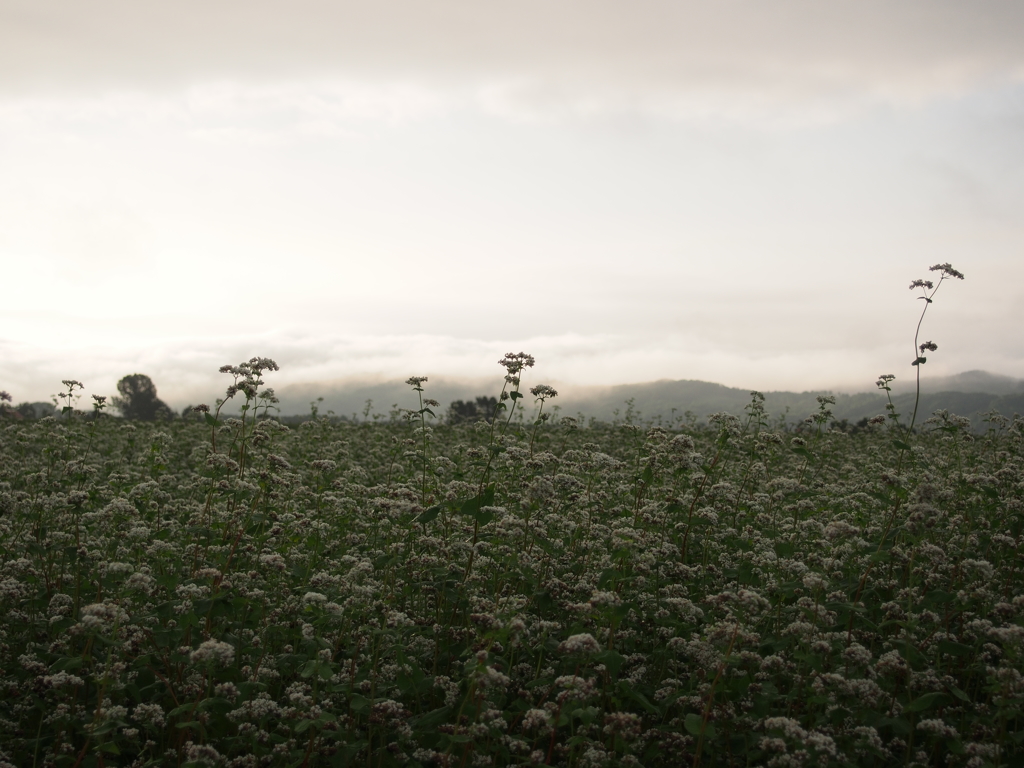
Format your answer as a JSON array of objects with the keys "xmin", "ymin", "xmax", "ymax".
[
  {"xmin": 273, "ymin": 370, "xmax": 1024, "ymax": 430},
  {"xmin": 885, "ymin": 370, "xmax": 1024, "ymax": 397}
]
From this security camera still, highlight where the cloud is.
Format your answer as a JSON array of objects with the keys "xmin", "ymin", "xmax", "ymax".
[
  {"xmin": 3, "ymin": 1, "xmax": 1024, "ymax": 124},
  {"xmin": 2, "ymin": 1, "xmax": 1022, "ymax": 404},
  {"xmin": 3, "ymin": 316, "xmax": 1014, "ymax": 412}
]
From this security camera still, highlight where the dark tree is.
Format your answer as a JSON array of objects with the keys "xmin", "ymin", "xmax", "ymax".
[
  {"xmin": 14, "ymin": 402, "xmax": 55, "ymax": 419},
  {"xmin": 447, "ymin": 395, "xmax": 498, "ymax": 424},
  {"xmin": 112, "ymin": 374, "xmax": 173, "ymax": 421}
]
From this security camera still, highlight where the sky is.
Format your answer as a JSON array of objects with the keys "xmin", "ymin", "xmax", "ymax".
[{"xmin": 2, "ymin": 1, "xmax": 1023, "ymax": 410}]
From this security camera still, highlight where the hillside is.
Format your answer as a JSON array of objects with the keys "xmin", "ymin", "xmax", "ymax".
[{"xmin": 273, "ymin": 371, "xmax": 1024, "ymax": 431}]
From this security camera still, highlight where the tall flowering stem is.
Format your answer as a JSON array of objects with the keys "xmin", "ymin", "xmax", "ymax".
[
  {"xmin": 465, "ymin": 353, "xmax": 535, "ymax": 582},
  {"xmin": 848, "ymin": 265, "xmax": 965, "ymax": 642},
  {"xmin": 56, "ymin": 379, "xmax": 84, "ymax": 421},
  {"xmin": 479, "ymin": 352, "xmax": 535, "ymax": 492},
  {"xmin": 405, "ymin": 376, "xmax": 438, "ymax": 507},
  {"xmin": 528, "ymin": 384, "xmax": 558, "ymax": 457},
  {"xmin": 906, "ymin": 263, "xmax": 964, "ymax": 440}
]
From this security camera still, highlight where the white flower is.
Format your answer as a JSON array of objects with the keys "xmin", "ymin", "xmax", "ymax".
[
  {"xmin": 190, "ymin": 639, "xmax": 235, "ymax": 666},
  {"xmin": 521, "ymin": 708, "xmax": 552, "ymax": 732},
  {"xmin": 559, "ymin": 633, "xmax": 601, "ymax": 655},
  {"xmin": 133, "ymin": 703, "xmax": 166, "ymax": 728},
  {"xmin": 918, "ymin": 718, "xmax": 959, "ymax": 739},
  {"xmin": 43, "ymin": 671, "xmax": 84, "ymax": 688},
  {"xmin": 589, "ymin": 591, "xmax": 622, "ymax": 608}
]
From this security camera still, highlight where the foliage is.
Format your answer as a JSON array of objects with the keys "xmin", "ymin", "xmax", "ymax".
[
  {"xmin": 447, "ymin": 396, "xmax": 500, "ymax": 425},
  {"xmin": 111, "ymin": 374, "xmax": 173, "ymax": 422},
  {"xmin": 5, "ymin": 265, "xmax": 1023, "ymax": 767},
  {"xmin": 2, "ymin": 356, "xmax": 1023, "ymax": 767}
]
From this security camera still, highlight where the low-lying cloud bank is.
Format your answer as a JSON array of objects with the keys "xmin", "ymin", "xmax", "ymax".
[{"xmin": 267, "ymin": 369, "xmax": 1024, "ymax": 429}]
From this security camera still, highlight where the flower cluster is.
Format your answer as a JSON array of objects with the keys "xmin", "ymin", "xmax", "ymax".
[{"xmin": 2, "ymin": 328, "xmax": 1021, "ymax": 766}]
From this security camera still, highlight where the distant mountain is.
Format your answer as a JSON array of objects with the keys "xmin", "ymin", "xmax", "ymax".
[
  {"xmin": 562, "ymin": 378, "xmax": 1024, "ymax": 429},
  {"xmin": 889, "ymin": 370, "xmax": 1024, "ymax": 396},
  {"xmin": 561, "ymin": 380, "xmax": 871, "ymax": 427},
  {"xmin": 276, "ymin": 377, "xmax": 493, "ymax": 421},
  {"xmin": 273, "ymin": 371, "xmax": 1024, "ymax": 431}
]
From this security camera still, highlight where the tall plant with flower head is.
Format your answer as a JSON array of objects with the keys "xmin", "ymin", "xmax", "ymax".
[
  {"xmin": 459, "ymin": 352, "xmax": 537, "ymax": 579},
  {"xmin": 479, "ymin": 352, "xmax": 535, "ymax": 486},
  {"xmin": 404, "ymin": 376, "xmax": 440, "ymax": 506},
  {"xmin": 528, "ymin": 384, "xmax": 558, "ymax": 456},
  {"xmin": 850, "ymin": 264, "xmax": 965, "ymax": 639},
  {"xmin": 875, "ymin": 263, "xmax": 964, "ymax": 458},
  {"xmin": 195, "ymin": 357, "xmax": 280, "ymax": 473},
  {"xmin": 54, "ymin": 379, "xmax": 84, "ymax": 420}
]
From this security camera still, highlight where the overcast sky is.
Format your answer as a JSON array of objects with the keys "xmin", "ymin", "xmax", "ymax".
[{"xmin": 2, "ymin": 1, "xmax": 1023, "ymax": 409}]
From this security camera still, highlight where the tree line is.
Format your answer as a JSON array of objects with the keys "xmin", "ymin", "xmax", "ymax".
[
  {"xmin": 1, "ymin": 374, "xmax": 178, "ymax": 422},
  {"xmin": 2, "ymin": 376, "xmax": 503, "ymax": 424}
]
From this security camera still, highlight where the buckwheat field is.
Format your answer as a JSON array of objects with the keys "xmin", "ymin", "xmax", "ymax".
[{"xmin": 2, "ymin": 265, "xmax": 1023, "ymax": 768}]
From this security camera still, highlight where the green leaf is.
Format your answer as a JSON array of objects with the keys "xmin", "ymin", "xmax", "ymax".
[
  {"xmin": 349, "ymin": 694, "xmax": 370, "ymax": 713},
  {"xmin": 905, "ymin": 692, "xmax": 945, "ymax": 713},
  {"xmin": 460, "ymin": 484, "xmax": 495, "ymax": 522},
  {"xmin": 617, "ymin": 682, "xmax": 659, "ymax": 715},
  {"xmin": 684, "ymin": 714, "xmax": 703, "ymax": 736},
  {"xmin": 775, "ymin": 541, "xmax": 796, "ymax": 558},
  {"xmin": 238, "ymin": 681, "xmax": 267, "ymax": 697},
  {"xmin": 611, "ymin": 602, "xmax": 634, "ymax": 622},
  {"xmin": 876, "ymin": 717, "xmax": 911, "ymax": 735},
  {"xmin": 938, "ymin": 640, "xmax": 973, "ymax": 658},
  {"xmin": 204, "ymin": 413, "xmax": 220, "ymax": 427},
  {"xmin": 596, "ymin": 650, "xmax": 625, "ymax": 679},
  {"xmin": 923, "ymin": 590, "xmax": 955, "ymax": 607},
  {"xmin": 416, "ymin": 505, "xmax": 443, "ymax": 524},
  {"xmin": 530, "ymin": 589, "xmax": 555, "ymax": 613},
  {"xmin": 946, "ymin": 684, "xmax": 971, "ymax": 703},
  {"xmin": 531, "ymin": 533, "xmax": 558, "ymax": 555},
  {"xmin": 481, "ymin": 484, "xmax": 495, "ymax": 506},
  {"xmin": 50, "ymin": 656, "xmax": 84, "ymax": 671},
  {"xmin": 892, "ymin": 440, "xmax": 912, "ymax": 451},
  {"xmin": 683, "ymin": 713, "xmax": 715, "ymax": 739},
  {"xmin": 197, "ymin": 697, "xmax": 233, "ymax": 714},
  {"xmin": 473, "ymin": 507, "xmax": 494, "ymax": 526}
]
